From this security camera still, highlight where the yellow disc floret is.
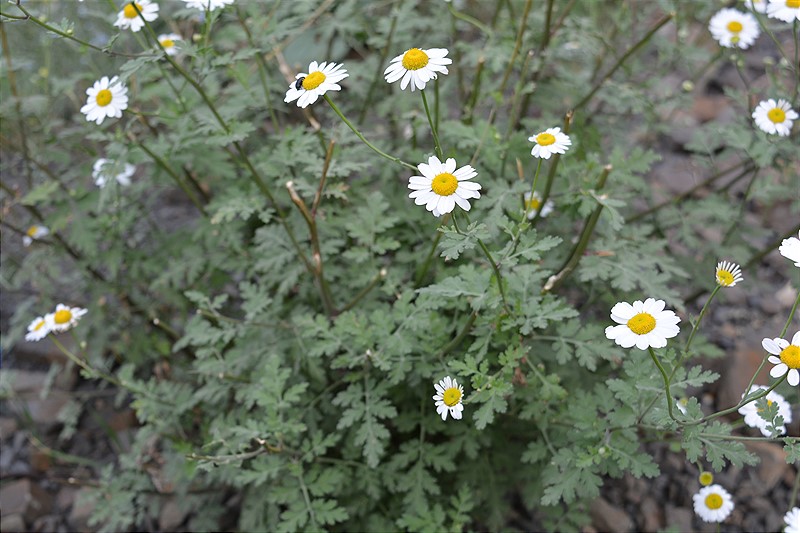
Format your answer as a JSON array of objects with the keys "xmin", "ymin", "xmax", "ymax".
[
  {"xmin": 716, "ymin": 270, "xmax": 734, "ymax": 286},
  {"xmin": 788, "ymin": 0, "xmax": 800, "ymax": 9},
  {"xmin": 698, "ymin": 472, "xmax": 713, "ymax": 486},
  {"xmin": 402, "ymin": 48, "xmax": 429, "ymax": 70},
  {"xmin": 96, "ymin": 89, "xmax": 113, "ymax": 107},
  {"xmin": 161, "ymin": 38, "xmax": 174, "ymax": 48},
  {"xmin": 443, "ymin": 387, "xmax": 462, "ymax": 407},
  {"xmin": 123, "ymin": 3, "xmax": 143, "ymax": 19},
  {"xmin": 536, "ymin": 133, "xmax": 556, "ymax": 146},
  {"xmin": 726, "ymin": 21, "xmax": 743, "ymax": 33},
  {"xmin": 704, "ymin": 493, "xmax": 723, "ymax": 510},
  {"xmin": 33, "ymin": 319, "xmax": 46, "ymax": 332},
  {"xmin": 627, "ymin": 312, "xmax": 656, "ymax": 335},
  {"xmin": 431, "ymin": 173, "xmax": 458, "ymax": 196},
  {"xmin": 527, "ymin": 197, "xmax": 541, "ymax": 210},
  {"xmin": 54, "ymin": 309, "xmax": 73, "ymax": 325},
  {"xmin": 26, "ymin": 226, "xmax": 39, "ymax": 237},
  {"xmin": 780, "ymin": 345, "xmax": 800, "ymax": 369},
  {"xmin": 302, "ymin": 71, "xmax": 326, "ymax": 90},
  {"xmin": 768, "ymin": 107, "xmax": 786, "ymax": 124}
]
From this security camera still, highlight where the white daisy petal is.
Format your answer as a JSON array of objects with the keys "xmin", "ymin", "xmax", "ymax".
[
  {"xmin": 407, "ymin": 156, "xmax": 481, "ymax": 218},
  {"xmin": 693, "ymin": 484, "xmax": 734, "ymax": 523},
  {"xmin": 81, "ymin": 76, "xmax": 129, "ymax": 125},
  {"xmin": 708, "ymin": 8, "xmax": 760, "ymax": 49},
  {"xmin": 45, "ymin": 304, "xmax": 88, "ymax": 333},
  {"xmin": 182, "ymin": 0, "xmax": 234, "ymax": 11},
  {"xmin": 384, "ymin": 47, "xmax": 450, "ymax": 92},
  {"xmin": 752, "ymin": 98, "xmax": 798, "ymax": 136},
  {"xmin": 432, "ymin": 375, "xmax": 464, "ymax": 422},
  {"xmin": 605, "ymin": 298, "xmax": 680, "ymax": 350}
]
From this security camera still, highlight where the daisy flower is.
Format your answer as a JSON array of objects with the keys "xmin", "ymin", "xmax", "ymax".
[
  {"xmin": 113, "ymin": 1, "xmax": 159, "ymax": 33},
  {"xmin": 745, "ymin": 0, "xmax": 769, "ymax": 13},
  {"xmin": 93, "ymin": 158, "xmax": 136, "ymax": 188},
  {"xmin": 284, "ymin": 61, "xmax": 348, "ymax": 108},
  {"xmin": 433, "ymin": 376, "xmax": 464, "ymax": 421},
  {"xmin": 45, "ymin": 304, "xmax": 88, "ymax": 333},
  {"xmin": 25, "ymin": 316, "xmax": 50, "ymax": 342},
  {"xmin": 738, "ymin": 385, "xmax": 792, "ymax": 436},
  {"xmin": 693, "ymin": 484, "xmax": 734, "ymax": 523},
  {"xmin": 763, "ymin": 331, "xmax": 800, "ymax": 386},
  {"xmin": 158, "ymin": 33, "xmax": 181, "ymax": 56},
  {"xmin": 752, "ymin": 98, "xmax": 798, "ymax": 136},
  {"xmin": 408, "ymin": 156, "xmax": 481, "ymax": 217},
  {"xmin": 604, "ymin": 298, "xmax": 681, "ymax": 350},
  {"xmin": 715, "ymin": 260, "xmax": 743, "ymax": 287},
  {"xmin": 698, "ymin": 471, "xmax": 714, "ymax": 487},
  {"xmin": 183, "ymin": 0, "xmax": 234, "ymax": 10},
  {"xmin": 528, "ymin": 127, "xmax": 572, "ymax": 159},
  {"xmin": 80, "ymin": 76, "xmax": 128, "ymax": 125},
  {"xmin": 767, "ymin": 0, "xmax": 800, "ymax": 22},
  {"xmin": 23, "ymin": 225, "xmax": 49, "ymax": 247},
  {"xmin": 384, "ymin": 47, "xmax": 451, "ymax": 92},
  {"xmin": 676, "ymin": 397, "xmax": 689, "ymax": 415},
  {"xmin": 708, "ymin": 8, "xmax": 760, "ymax": 49},
  {"xmin": 523, "ymin": 191, "xmax": 554, "ymax": 219},
  {"xmin": 779, "ymin": 231, "xmax": 800, "ymax": 267},
  {"xmin": 785, "ymin": 507, "xmax": 800, "ymax": 533}
]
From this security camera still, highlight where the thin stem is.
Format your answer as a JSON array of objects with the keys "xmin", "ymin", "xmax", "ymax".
[
  {"xmin": 421, "ymin": 89, "xmax": 443, "ymax": 159},
  {"xmin": 286, "ymin": 182, "xmax": 336, "ymax": 317},
  {"xmin": 684, "ymin": 285, "xmax": 720, "ymax": 354},
  {"xmin": 497, "ymin": 0, "xmax": 533, "ymax": 95},
  {"xmin": 437, "ymin": 311, "xmax": 478, "ymax": 357},
  {"xmin": 136, "ymin": 8, "xmax": 314, "ymax": 277},
  {"xmin": 573, "ymin": 12, "xmax": 674, "ymax": 111},
  {"xmin": 236, "ymin": 6, "xmax": 280, "ymax": 130},
  {"xmin": 7, "ymin": 2, "xmax": 147, "ymax": 58},
  {"xmin": 523, "ymin": 159, "xmax": 544, "ymax": 220},
  {"xmin": 323, "ymin": 95, "xmax": 417, "ymax": 171},
  {"xmin": 648, "ymin": 347, "xmax": 678, "ymax": 422},
  {"xmin": 340, "ymin": 269, "xmax": 387, "ymax": 313},
  {"xmin": 134, "ymin": 136, "xmax": 208, "ymax": 217},
  {"xmin": 414, "ymin": 214, "xmax": 451, "ymax": 287},
  {"xmin": 686, "ymin": 375, "xmax": 787, "ymax": 427},
  {"xmin": 542, "ymin": 165, "xmax": 612, "ymax": 292},
  {"xmin": 358, "ymin": 1, "xmax": 402, "ymax": 122}
]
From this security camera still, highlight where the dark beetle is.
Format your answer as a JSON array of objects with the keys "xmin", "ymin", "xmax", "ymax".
[{"xmin": 295, "ymin": 77, "xmax": 305, "ymax": 90}]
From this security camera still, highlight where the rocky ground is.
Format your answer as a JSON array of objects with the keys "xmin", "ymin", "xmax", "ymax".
[{"xmin": 2, "ymin": 23, "xmax": 799, "ymax": 533}]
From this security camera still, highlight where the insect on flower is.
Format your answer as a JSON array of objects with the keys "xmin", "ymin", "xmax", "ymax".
[{"xmin": 295, "ymin": 77, "xmax": 305, "ymax": 90}]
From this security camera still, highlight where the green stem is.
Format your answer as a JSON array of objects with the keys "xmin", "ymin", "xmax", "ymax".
[
  {"xmin": 135, "ymin": 137, "xmax": 208, "ymax": 217},
  {"xmin": 437, "ymin": 311, "xmax": 478, "ymax": 357},
  {"xmin": 236, "ymin": 6, "xmax": 280, "ymax": 130},
  {"xmin": 684, "ymin": 285, "xmax": 720, "ymax": 354},
  {"xmin": 323, "ymin": 95, "xmax": 417, "ymax": 170},
  {"xmin": 340, "ymin": 269, "xmax": 387, "ymax": 313},
  {"xmin": 414, "ymin": 214, "xmax": 451, "ymax": 287},
  {"xmin": 647, "ymin": 347, "xmax": 677, "ymax": 422},
  {"xmin": 6, "ymin": 3, "xmax": 146, "ymax": 57},
  {"xmin": 523, "ymin": 159, "xmax": 544, "ymax": 220},
  {"xmin": 687, "ymin": 375, "xmax": 787, "ymax": 427},
  {"xmin": 542, "ymin": 165, "xmax": 611, "ymax": 292},
  {"xmin": 421, "ymin": 89, "xmax": 443, "ymax": 159},
  {"xmin": 573, "ymin": 12, "xmax": 673, "ymax": 111}
]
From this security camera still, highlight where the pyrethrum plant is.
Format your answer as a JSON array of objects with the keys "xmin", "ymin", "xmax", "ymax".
[{"xmin": 1, "ymin": 0, "xmax": 799, "ymax": 530}]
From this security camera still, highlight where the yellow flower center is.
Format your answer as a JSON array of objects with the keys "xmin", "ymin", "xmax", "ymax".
[
  {"xmin": 33, "ymin": 319, "xmax": 46, "ymax": 332},
  {"xmin": 780, "ymin": 345, "xmax": 800, "ymax": 369},
  {"xmin": 705, "ymin": 493, "xmax": 723, "ymax": 510},
  {"xmin": 96, "ymin": 89, "xmax": 113, "ymax": 107},
  {"xmin": 54, "ymin": 309, "xmax": 72, "ymax": 324},
  {"xmin": 788, "ymin": 0, "xmax": 800, "ymax": 8},
  {"xmin": 627, "ymin": 312, "xmax": 656, "ymax": 335},
  {"xmin": 768, "ymin": 107, "xmax": 786, "ymax": 124},
  {"xmin": 431, "ymin": 172, "xmax": 458, "ymax": 196},
  {"xmin": 302, "ymin": 71, "xmax": 326, "ymax": 90},
  {"xmin": 716, "ymin": 270, "xmax": 734, "ymax": 286},
  {"xmin": 123, "ymin": 3, "xmax": 142, "ymax": 19},
  {"xmin": 536, "ymin": 132, "xmax": 556, "ymax": 146},
  {"xmin": 527, "ymin": 197, "xmax": 542, "ymax": 210},
  {"xmin": 726, "ymin": 21, "xmax": 743, "ymax": 33},
  {"xmin": 402, "ymin": 48, "xmax": 429, "ymax": 70},
  {"xmin": 161, "ymin": 38, "xmax": 174, "ymax": 48},
  {"xmin": 26, "ymin": 225, "xmax": 39, "ymax": 237},
  {"xmin": 443, "ymin": 387, "xmax": 462, "ymax": 407},
  {"xmin": 698, "ymin": 472, "xmax": 713, "ymax": 486}
]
